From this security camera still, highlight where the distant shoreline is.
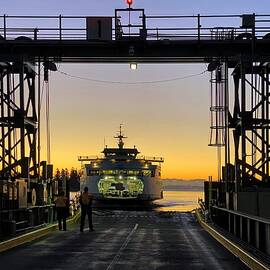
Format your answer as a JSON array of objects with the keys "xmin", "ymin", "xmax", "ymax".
[
  {"xmin": 163, "ymin": 186, "xmax": 204, "ymax": 192},
  {"xmin": 162, "ymin": 179, "xmax": 205, "ymax": 192}
]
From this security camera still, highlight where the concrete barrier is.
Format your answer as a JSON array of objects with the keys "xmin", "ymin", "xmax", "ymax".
[
  {"xmin": 0, "ymin": 210, "xmax": 81, "ymax": 253},
  {"xmin": 196, "ymin": 209, "xmax": 269, "ymax": 270}
]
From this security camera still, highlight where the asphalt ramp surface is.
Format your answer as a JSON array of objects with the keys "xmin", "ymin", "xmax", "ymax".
[{"xmin": 0, "ymin": 211, "xmax": 248, "ymax": 270}]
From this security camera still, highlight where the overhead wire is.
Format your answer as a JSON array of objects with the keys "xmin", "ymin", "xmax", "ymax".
[{"xmin": 57, "ymin": 69, "xmax": 207, "ymax": 85}]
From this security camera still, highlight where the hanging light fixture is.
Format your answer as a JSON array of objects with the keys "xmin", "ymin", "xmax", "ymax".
[{"xmin": 129, "ymin": 62, "xmax": 137, "ymax": 70}]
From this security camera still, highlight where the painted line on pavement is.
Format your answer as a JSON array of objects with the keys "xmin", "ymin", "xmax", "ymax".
[{"xmin": 106, "ymin": 223, "xmax": 139, "ymax": 270}]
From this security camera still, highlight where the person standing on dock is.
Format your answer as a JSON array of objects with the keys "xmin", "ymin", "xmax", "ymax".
[
  {"xmin": 54, "ymin": 190, "xmax": 68, "ymax": 231},
  {"xmin": 79, "ymin": 187, "xmax": 94, "ymax": 232}
]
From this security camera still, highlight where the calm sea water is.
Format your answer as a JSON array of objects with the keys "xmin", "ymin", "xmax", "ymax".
[
  {"xmin": 71, "ymin": 190, "xmax": 204, "ymax": 212},
  {"xmin": 154, "ymin": 190, "xmax": 204, "ymax": 212}
]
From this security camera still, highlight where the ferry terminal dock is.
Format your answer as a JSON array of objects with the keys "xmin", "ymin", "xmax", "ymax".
[
  {"xmin": 0, "ymin": 211, "xmax": 248, "ymax": 270},
  {"xmin": 1, "ymin": 5, "xmax": 270, "ymax": 270}
]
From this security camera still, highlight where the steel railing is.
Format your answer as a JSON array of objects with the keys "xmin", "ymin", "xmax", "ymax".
[{"xmin": 0, "ymin": 13, "xmax": 269, "ymax": 41}]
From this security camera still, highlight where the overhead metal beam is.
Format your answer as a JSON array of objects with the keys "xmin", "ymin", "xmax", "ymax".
[{"xmin": 0, "ymin": 40, "xmax": 269, "ymax": 63}]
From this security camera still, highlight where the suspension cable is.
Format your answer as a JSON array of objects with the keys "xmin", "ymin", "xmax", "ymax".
[{"xmin": 57, "ymin": 69, "xmax": 207, "ymax": 85}]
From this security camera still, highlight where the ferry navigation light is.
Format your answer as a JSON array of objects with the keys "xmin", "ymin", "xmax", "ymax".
[
  {"xmin": 130, "ymin": 62, "xmax": 137, "ymax": 70},
  {"xmin": 126, "ymin": 0, "xmax": 133, "ymax": 6}
]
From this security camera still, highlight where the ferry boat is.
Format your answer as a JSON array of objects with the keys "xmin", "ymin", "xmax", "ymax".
[{"xmin": 78, "ymin": 126, "xmax": 164, "ymax": 201}]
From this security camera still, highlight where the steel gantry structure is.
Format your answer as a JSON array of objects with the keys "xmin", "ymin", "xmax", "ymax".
[
  {"xmin": 0, "ymin": 10, "xmax": 270, "ymax": 203},
  {"xmin": 0, "ymin": 61, "xmax": 38, "ymax": 178}
]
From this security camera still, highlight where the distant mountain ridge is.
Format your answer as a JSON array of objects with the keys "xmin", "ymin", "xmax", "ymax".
[{"xmin": 162, "ymin": 179, "xmax": 205, "ymax": 191}]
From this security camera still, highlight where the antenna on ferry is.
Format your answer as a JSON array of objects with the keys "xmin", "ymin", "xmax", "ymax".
[{"xmin": 114, "ymin": 124, "xmax": 127, "ymax": 149}]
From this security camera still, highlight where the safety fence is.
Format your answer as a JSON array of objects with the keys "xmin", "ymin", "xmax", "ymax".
[{"xmin": 0, "ymin": 13, "xmax": 269, "ymax": 41}]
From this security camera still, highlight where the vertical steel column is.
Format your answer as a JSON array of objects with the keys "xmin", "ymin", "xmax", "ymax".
[
  {"xmin": 264, "ymin": 70, "xmax": 270, "ymax": 179},
  {"xmin": 232, "ymin": 72, "xmax": 240, "ymax": 193},
  {"xmin": 247, "ymin": 219, "xmax": 251, "ymax": 244},
  {"xmin": 261, "ymin": 67, "xmax": 266, "ymax": 179},
  {"xmin": 27, "ymin": 71, "xmax": 37, "ymax": 176},
  {"xmin": 240, "ymin": 59, "xmax": 247, "ymax": 186},
  {"xmin": 0, "ymin": 70, "xmax": 5, "ymax": 172},
  {"xmin": 38, "ymin": 60, "xmax": 41, "ymax": 181},
  {"xmin": 224, "ymin": 61, "xmax": 230, "ymax": 191},
  {"xmin": 7, "ymin": 72, "xmax": 11, "ymax": 176},
  {"xmin": 19, "ymin": 62, "xmax": 25, "ymax": 166}
]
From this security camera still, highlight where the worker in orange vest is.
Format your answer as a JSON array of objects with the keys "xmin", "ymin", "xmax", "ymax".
[
  {"xmin": 54, "ymin": 190, "xmax": 68, "ymax": 231},
  {"xmin": 79, "ymin": 186, "xmax": 94, "ymax": 232}
]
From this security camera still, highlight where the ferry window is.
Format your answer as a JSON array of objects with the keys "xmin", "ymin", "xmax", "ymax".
[
  {"xmin": 100, "ymin": 170, "xmax": 142, "ymax": 176},
  {"xmin": 151, "ymin": 170, "xmax": 155, "ymax": 177},
  {"xmin": 119, "ymin": 170, "xmax": 128, "ymax": 175},
  {"xmin": 143, "ymin": 170, "xmax": 151, "ymax": 176},
  {"xmin": 87, "ymin": 170, "xmax": 100, "ymax": 176},
  {"xmin": 102, "ymin": 170, "xmax": 114, "ymax": 175}
]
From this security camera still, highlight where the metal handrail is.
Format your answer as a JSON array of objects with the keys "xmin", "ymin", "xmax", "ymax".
[
  {"xmin": 212, "ymin": 206, "xmax": 270, "ymax": 225},
  {"xmin": 0, "ymin": 13, "xmax": 269, "ymax": 41},
  {"xmin": 137, "ymin": 155, "xmax": 164, "ymax": 162},
  {"xmin": 78, "ymin": 155, "xmax": 104, "ymax": 161}
]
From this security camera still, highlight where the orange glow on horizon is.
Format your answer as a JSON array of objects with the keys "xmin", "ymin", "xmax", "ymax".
[{"xmin": 39, "ymin": 64, "xmax": 219, "ymax": 180}]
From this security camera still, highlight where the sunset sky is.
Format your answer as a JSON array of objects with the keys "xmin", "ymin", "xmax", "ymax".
[{"xmin": 2, "ymin": 0, "xmax": 270, "ymax": 179}]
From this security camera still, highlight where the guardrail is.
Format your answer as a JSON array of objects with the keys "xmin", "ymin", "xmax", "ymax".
[
  {"xmin": 137, "ymin": 155, "xmax": 164, "ymax": 162},
  {"xmin": 0, "ymin": 204, "xmax": 55, "ymax": 236},
  {"xmin": 78, "ymin": 155, "xmax": 164, "ymax": 162},
  {"xmin": 78, "ymin": 155, "xmax": 104, "ymax": 161},
  {"xmin": 211, "ymin": 206, "xmax": 270, "ymax": 257},
  {"xmin": 196, "ymin": 209, "xmax": 270, "ymax": 270},
  {"xmin": 0, "ymin": 209, "xmax": 80, "ymax": 253},
  {"xmin": 0, "ymin": 13, "xmax": 269, "ymax": 41}
]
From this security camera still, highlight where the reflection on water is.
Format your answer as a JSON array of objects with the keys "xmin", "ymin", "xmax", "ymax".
[{"xmin": 154, "ymin": 191, "xmax": 204, "ymax": 212}]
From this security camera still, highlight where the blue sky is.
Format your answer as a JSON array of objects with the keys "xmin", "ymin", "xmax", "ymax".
[{"xmin": 2, "ymin": 1, "xmax": 270, "ymax": 15}]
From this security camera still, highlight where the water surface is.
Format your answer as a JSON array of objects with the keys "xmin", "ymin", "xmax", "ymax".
[
  {"xmin": 154, "ymin": 190, "xmax": 204, "ymax": 212},
  {"xmin": 71, "ymin": 190, "xmax": 204, "ymax": 212}
]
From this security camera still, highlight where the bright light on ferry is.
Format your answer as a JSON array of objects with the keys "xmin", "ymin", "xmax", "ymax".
[{"xmin": 130, "ymin": 63, "xmax": 137, "ymax": 70}]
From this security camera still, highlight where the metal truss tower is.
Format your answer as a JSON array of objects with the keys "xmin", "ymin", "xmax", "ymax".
[
  {"xmin": 208, "ymin": 57, "xmax": 270, "ymax": 195},
  {"xmin": 229, "ymin": 60, "xmax": 270, "ymax": 191},
  {"xmin": 0, "ymin": 61, "xmax": 38, "ymax": 178}
]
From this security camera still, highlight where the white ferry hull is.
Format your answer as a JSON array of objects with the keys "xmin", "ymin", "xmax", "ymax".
[{"xmin": 80, "ymin": 175, "xmax": 163, "ymax": 201}]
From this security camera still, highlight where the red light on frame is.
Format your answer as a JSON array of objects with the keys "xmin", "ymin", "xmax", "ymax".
[{"xmin": 126, "ymin": 0, "xmax": 133, "ymax": 6}]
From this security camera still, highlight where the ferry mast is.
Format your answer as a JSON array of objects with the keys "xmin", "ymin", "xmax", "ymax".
[{"xmin": 114, "ymin": 124, "xmax": 127, "ymax": 149}]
